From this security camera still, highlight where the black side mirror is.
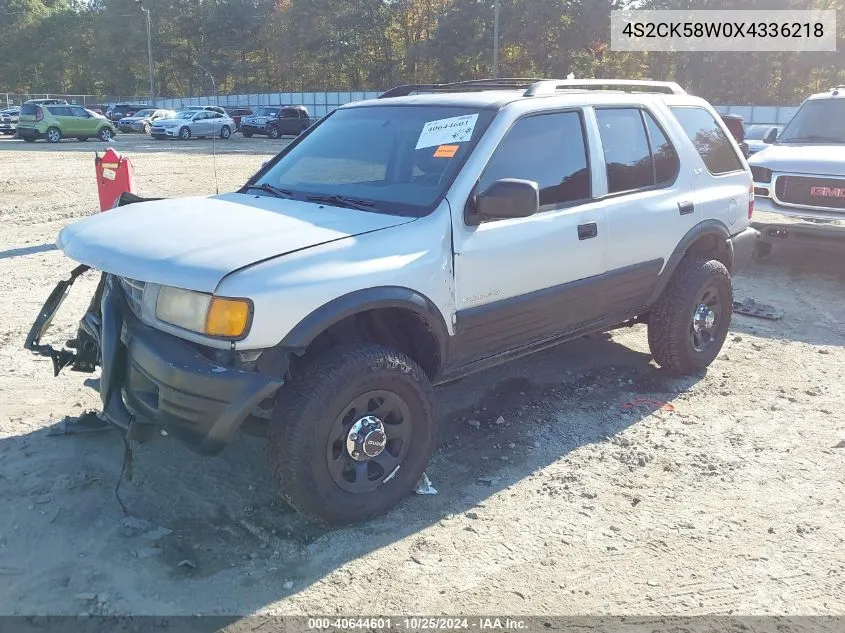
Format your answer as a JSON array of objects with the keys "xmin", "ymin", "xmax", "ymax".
[
  {"xmin": 469, "ymin": 178, "xmax": 540, "ymax": 224},
  {"xmin": 764, "ymin": 128, "xmax": 778, "ymax": 143}
]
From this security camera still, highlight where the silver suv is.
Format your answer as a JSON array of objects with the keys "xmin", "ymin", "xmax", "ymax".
[
  {"xmin": 27, "ymin": 79, "xmax": 757, "ymax": 524},
  {"xmin": 749, "ymin": 86, "xmax": 845, "ymax": 256}
]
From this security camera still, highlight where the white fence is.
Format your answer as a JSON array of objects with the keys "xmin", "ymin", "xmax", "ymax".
[{"xmin": 714, "ymin": 104, "xmax": 799, "ymax": 125}]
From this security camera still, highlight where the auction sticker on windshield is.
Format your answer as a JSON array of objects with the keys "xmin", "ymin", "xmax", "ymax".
[{"xmin": 416, "ymin": 114, "xmax": 478, "ymax": 149}]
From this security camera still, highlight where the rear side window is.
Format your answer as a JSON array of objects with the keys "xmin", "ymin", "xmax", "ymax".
[
  {"xmin": 670, "ymin": 106, "xmax": 744, "ymax": 175},
  {"xmin": 643, "ymin": 112, "xmax": 680, "ymax": 185},
  {"xmin": 48, "ymin": 106, "xmax": 71, "ymax": 116},
  {"xmin": 20, "ymin": 104, "xmax": 38, "ymax": 116},
  {"xmin": 596, "ymin": 108, "xmax": 653, "ymax": 193},
  {"xmin": 478, "ymin": 111, "xmax": 590, "ymax": 207}
]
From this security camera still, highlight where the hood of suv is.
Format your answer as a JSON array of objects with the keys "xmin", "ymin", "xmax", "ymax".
[
  {"xmin": 57, "ymin": 192, "xmax": 415, "ymax": 293},
  {"xmin": 748, "ymin": 143, "xmax": 845, "ymax": 176}
]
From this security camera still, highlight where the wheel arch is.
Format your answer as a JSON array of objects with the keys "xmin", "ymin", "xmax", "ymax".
[
  {"xmin": 649, "ymin": 220, "xmax": 732, "ymax": 305},
  {"xmin": 276, "ymin": 287, "xmax": 450, "ymax": 380}
]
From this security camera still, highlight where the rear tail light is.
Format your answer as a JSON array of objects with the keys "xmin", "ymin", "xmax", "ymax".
[
  {"xmin": 750, "ymin": 166, "xmax": 772, "ymax": 183},
  {"xmin": 748, "ymin": 182, "xmax": 754, "ymax": 219},
  {"xmin": 35, "ymin": 106, "xmax": 43, "ymax": 121}
]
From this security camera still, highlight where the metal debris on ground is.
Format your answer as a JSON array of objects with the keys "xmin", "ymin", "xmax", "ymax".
[
  {"xmin": 47, "ymin": 411, "xmax": 113, "ymax": 436},
  {"xmin": 414, "ymin": 472, "xmax": 438, "ymax": 495},
  {"xmin": 732, "ymin": 297, "xmax": 784, "ymax": 321}
]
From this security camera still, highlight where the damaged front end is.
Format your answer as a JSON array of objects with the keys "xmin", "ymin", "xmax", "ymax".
[{"xmin": 24, "ymin": 192, "xmax": 284, "ymax": 454}]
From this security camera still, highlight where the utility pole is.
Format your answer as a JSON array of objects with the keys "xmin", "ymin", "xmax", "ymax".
[
  {"xmin": 492, "ymin": 0, "xmax": 500, "ymax": 78},
  {"xmin": 136, "ymin": 0, "xmax": 155, "ymax": 105}
]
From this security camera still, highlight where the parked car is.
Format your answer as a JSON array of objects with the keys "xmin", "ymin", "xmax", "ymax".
[
  {"xmin": 719, "ymin": 113, "xmax": 749, "ymax": 157},
  {"xmin": 240, "ymin": 105, "xmax": 312, "ymax": 139},
  {"xmin": 149, "ymin": 109, "xmax": 235, "ymax": 140},
  {"xmin": 0, "ymin": 106, "xmax": 20, "ymax": 135},
  {"xmin": 26, "ymin": 78, "xmax": 757, "ymax": 525},
  {"xmin": 16, "ymin": 103, "xmax": 115, "ymax": 143},
  {"xmin": 749, "ymin": 86, "xmax": 845, "ymax": 257},
  {"xmin": 85, "ymin": 104, "xmax": 108, "ymax": 116},
  {"xmin": 106, "ymin": 103, "xmax": 151, "ymax": 122},
  {"xmin": 24, "ymin": 98, "xmax": 68, "ymax": 106},
  {"xmin": 744, "ymin": 124, "xmax": 783, "ymax": 156},
  {"xmin": 224, "ymin": 107, "xmax": 253, "ymax": 131},
  {"xmin": 182, "ymin": 105, "xmax": 227, "ymax": 115},
  {"xmin": 118, "ymin": 108, "xmax": 176, "ymax": 134}
]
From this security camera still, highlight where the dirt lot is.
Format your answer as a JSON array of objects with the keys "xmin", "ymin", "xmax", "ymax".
[{"xmin": 1, "ymin": 134, "xmax": 844, "ymax": 621}]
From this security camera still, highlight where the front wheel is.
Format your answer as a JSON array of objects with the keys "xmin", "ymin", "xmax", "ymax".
[
  {"xmin": 219, "ymin": 125, "xmax": 231, "ymax": 139},
  {"xmin": 97, "ymin": 127, "xmax": 113, "ymax": 142},
  {"xmin": 142, "ymin": 123, "xmax": 151, "ymax": 135},
  {"xmin": 648, "ymin": 258, "xmax": 733, "ymax": 375},
  {"xmin": 179, "ymin": 126, "xmax": 191, "ymax": 140},
  {"xmin": 268, "ymin": 343, "xmax": 437, "ymax": 525},
  {"xmin": 46, "ymin": 127, "xmax": 62, "ymax": 143},
  {"xmin": 267, "ymin": 125, "xmax": 281, "ymax": 140}
]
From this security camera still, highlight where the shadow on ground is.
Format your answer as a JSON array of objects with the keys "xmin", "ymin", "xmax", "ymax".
[{"xmin": 1, "ymin": 331, "xmax": 703, "ymax": 623}]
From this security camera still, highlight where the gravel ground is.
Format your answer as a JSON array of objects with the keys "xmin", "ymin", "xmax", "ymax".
[{"xmin": 0, "ymin": 134, "xmax": 843, "ymax": 622}]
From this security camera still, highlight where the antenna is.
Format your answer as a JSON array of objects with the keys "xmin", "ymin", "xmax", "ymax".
[{"xmin": 194, "ymin": 62, "xmax": 220, "ymax": 195}]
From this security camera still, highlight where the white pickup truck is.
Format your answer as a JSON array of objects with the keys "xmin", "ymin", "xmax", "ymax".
[{"xmin": 749, "ymin": 86, "xmax": 845, "ymax": 257}]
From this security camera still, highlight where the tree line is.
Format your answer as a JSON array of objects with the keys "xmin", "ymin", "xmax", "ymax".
[{"xmin": 1, "ymin": 0, "xmax": 843, "ymax": 104}]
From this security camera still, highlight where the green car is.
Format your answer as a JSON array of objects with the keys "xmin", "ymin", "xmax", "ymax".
[{"xmin": 16, "ymin": 103, "xmax": 115, "ymax": 143}]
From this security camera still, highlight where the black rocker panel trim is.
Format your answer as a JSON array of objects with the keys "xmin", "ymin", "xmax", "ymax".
[{"xmin": 450, "ymin": 258, "xmax": 663, "ymax": 365}]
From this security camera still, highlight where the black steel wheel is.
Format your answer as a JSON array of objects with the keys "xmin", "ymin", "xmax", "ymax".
[
  {"xmin": 268, "ymin": 343, "xmax": 436, "ymax": 525},
  {"xmin": 648, "ymin": 258, "xmax": 733, "ymax": 374}
]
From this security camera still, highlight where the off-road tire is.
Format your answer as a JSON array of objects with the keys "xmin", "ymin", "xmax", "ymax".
[
  {"xmin": 178, "ymin": 126, "xmax": 190, "ymax": 140},
  {"xmin": 46, "ymin": 127, "xmax": 61, "ymax": 143},
  {"xmin": 647, "ymin": 257, "xmax": 732, "ymax": 375},
  {"xmin": 267, "ymin": 125, "xmax": 281, "ymax": 139},
  {"xmin": 268, "ymin": 343, "xmax": 437, "ymax": 525}
]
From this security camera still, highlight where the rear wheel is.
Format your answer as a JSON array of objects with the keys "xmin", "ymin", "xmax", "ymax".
[
  {"xmin": 219, "ymin": 125, "xmax": 231, "ymax": 139},
  {"xmin": 268, "ymin": 343, "xmax": 437, "ymax": 525},
  {"xmin": 267, "ymin": 125, "xmax": 281, "ymax": 140},
  {"xmin": 46, "ymin": 127, "xmax": 61, "ymax": 143},
  {"xmin": 648, "ymin": 258, "xmax": 733, "ymax": 375},
  {"xmin": 97, "ymin": 127, "xmax": 113, "ymax": 142}
]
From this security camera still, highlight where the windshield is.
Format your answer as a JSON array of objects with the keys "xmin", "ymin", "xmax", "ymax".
[
  {"xmin": 255, "ymin": 105, "xmax": 495, "ymax": 216},
  {"xmin": 253, "ymin": 107, "xmax": 279, "ymax": 117},
  {"xmin": 745, "ymin": 125, "xmax": 772, "ymax": 140},
  {"xmin": 779, "ymin": 99, "xmax": 845, "ymax": 143},
  {"xmin": 132, "ymin": 109, "xmax": 155, "ymax": 118}
]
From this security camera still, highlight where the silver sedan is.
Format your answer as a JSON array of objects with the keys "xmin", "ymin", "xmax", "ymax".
[{"xmin": 149, "ymin": 110, "xmax": 236, "ymax": 140}]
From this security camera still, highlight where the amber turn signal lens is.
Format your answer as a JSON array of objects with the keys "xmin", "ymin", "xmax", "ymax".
[{"xmin": 205, "ymin": 297, "xmax": 250, "ymax": 338}]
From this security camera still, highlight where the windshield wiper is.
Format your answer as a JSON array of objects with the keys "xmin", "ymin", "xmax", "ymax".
[
  {"xmin": 245, "ymin": 183, "xmax": 294, "ymax": 198},
  {"xmin": 305, "ymin": 194, "xmax": 376, "ymax": 212},
  {"xmin": 780, "ymin": 134, "xmax": 845, "ymax": 143}
]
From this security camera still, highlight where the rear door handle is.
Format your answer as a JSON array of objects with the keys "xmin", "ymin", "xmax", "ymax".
[
  {"xmin": 678, "ymin": 201, "xmax": 695, "ymax": 215},
  {"xmin": 577, "ymin": 222, "xmax": 598, "ymax": 240}
]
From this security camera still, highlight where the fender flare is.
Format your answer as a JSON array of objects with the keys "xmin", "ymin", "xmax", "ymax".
[
  {"xmin": 278, "ymin": 286, "xmax": 450, "ymax": 368},
  {"xmin": 648, "ymin": 219, "xmax": 732, "ymax": 304}
]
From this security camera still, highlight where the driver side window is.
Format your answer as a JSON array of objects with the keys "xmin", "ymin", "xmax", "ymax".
[{"xmin": 477, "ymin": 111, "xmax": 591, "ymax": 210}]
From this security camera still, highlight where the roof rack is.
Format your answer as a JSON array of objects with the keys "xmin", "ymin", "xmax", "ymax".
[
  {"xmin": 378, "ymin": 78, "xmax": 547, "ymax": 98},
  {"xmin": 377, "ymin": 77, "xmax": 687, "ymax": 100},
  {"xmin": 524, "ymin": 79, "xmax": 686, "ymax": 96}
]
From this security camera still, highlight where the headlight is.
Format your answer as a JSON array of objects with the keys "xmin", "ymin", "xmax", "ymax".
[{"xmin": 155, "ymin": 286, "xmax": 251, "ymax": 338}]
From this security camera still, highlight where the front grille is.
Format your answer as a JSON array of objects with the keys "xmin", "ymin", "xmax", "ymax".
[
  {"xmin": 775, "ymin": 176, "xmax": 845, "ymax": 210},
  {"xmin": 119, "ymin": 277, "xmax": 146, "ymax": 317}
]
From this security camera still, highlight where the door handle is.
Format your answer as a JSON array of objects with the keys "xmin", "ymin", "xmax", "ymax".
[
  {"xmin": 577, "ymin": 222, "xmax": 598, "ymax": 240},
  {"xmin": 678, "ymin": 201, "xmax": 695, "ymax": 215}
]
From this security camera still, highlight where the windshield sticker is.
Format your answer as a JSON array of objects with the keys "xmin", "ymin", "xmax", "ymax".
[
  {"xmin": 416, "ymin": 114, "xmax": 478, "ymax": 149},
  {"xmin": 433, "ymin": 144, "xmax": 459, "ymax": 158}
]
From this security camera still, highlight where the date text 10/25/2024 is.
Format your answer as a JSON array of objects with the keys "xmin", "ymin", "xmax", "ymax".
[{"xmin": 307, "ymin": 618, "xmax": 528, "ymax": 630}]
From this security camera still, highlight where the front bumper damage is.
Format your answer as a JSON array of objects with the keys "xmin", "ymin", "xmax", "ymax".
[{"xmin": 25, "ymin": 197, "xmax": 284, "ymax": 455}]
